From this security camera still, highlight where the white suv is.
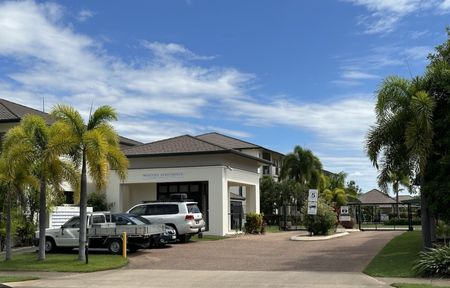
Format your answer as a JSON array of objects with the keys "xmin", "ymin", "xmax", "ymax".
[{"xmin": 127, "ymin": 201, "xmax": 206, "ymax": 242}]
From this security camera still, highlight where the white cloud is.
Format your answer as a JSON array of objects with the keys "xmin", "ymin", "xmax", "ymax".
[
  {"xmin": 346, "ymin": 0, "xmax": 442, "ymax": 34},
  {"xmin": 402, "ymin": 46, "xmax": 433, "ymax": 60},
  {"xmin": 77, "ymin": 9, "xmax": 94, "ymax": 22},
  {"xmin": 440, "ymin": 0, "xmax": 450, "ymax": 10},
  {"xmin": 341, "ymin": 70, "xmax": 379, "ymax": 80},
  {"xmin": 224, "ymin": 96, "xmax": 375, "ymax": 149},
  {"xmin": 0, "ymin": 1, "xmax": 380, "ymax": 190}
]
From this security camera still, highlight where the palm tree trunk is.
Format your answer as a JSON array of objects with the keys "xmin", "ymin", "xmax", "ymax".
[
  {"xmin": 5, "ymin": 190, "xmax": 11, "ymax": 261},
  {"xmin": 420, "ymin": 184, "xmax": 432, "ymax": 249},
  {"xmin": 78, "ymin": 151, "xmax": 87, "ymax": 261},
  {"xmin": 38, "ymin": 179, "xmax": 46, "ymax": 261}
]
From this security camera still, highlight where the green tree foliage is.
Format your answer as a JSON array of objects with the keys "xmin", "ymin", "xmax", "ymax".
[
  {"xmin": 366, "ymin": 75, "xmax": 435, "ymax": 248},
  {"xmin": 280, "ymin": 145, "xmax": 323, "ymax": 188},
  {"xmin": 422, "ymin": 29, "xmax": 450, "ymax": 223},
  {"xmin": 1, "ymin": 115, "xmax": 79, "ymax": 261},
  {"xmin": 260, "ymin": 176, "xmax": 305, "ymax": 215},
  {"xmin": 51, "ymin": 105, "xmax": 128, "ymax": 261},
  {"xmin": 87, "ymin": 191, "xmax": 108, "ymax": 212}
]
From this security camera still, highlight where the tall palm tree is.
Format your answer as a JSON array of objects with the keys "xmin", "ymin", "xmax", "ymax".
[
  {"xmin": 1, "ymin": 115, "xmax": 79, "ymax": 260},
  {"xmin": 51, "ymin": 105, "xmax": 128, "ymax": 261},
  {"xmin": 280, "ymin": 145, "xmax": 323, "ymax": 188},
  {"xmin": 366, "ymin": 76, "xmax": 435, "ymax": 248}
]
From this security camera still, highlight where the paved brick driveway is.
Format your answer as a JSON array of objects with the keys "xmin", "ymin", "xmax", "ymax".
[{"xmin": 128, "ymin": 230, "xmax": 401, "ymax": 272}]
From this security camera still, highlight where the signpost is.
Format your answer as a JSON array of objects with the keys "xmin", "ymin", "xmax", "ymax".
[
  {"xmin": 307, "ymin": 189, "xmax": 318, "ymax": 215},
  {"xmin": 339, "ymin": 205, "xmax": 351, "ymax": 222}
]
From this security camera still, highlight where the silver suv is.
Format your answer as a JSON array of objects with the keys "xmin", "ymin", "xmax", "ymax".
[{"xmin": 127, "ymin": 201, "xmax": 206, "ymax": 242}]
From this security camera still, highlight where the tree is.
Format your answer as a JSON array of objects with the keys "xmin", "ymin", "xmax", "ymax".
[
  {"xmin": 51, "ymin": 105, "xmax": 128, "ymax": 261},
  {"xmin": 421, "ymin": 29, "xmax": 450, "ymax": 224},
  {"xmin": 280, "ymin": 145, "xmax": 323, "ymax": 188},
  {"xmin": 346, "ymin": 180, "xmax": 362, "ymax": 197},
  {"xmin": 378, "ymin": 169, "xmax": 410, "ymax": 216},
  {"xmin": 366, "ymin": 76, "xmax": 435, "ymax": 248},
  {"xmin": 0, "ymin": 151, "xmax": 38, "ymax": 260},
  {"xmin": 1, "ymin": 115, "xmax": 79, "ymax": 260}
]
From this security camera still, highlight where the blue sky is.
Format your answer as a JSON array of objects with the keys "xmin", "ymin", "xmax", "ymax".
[{"xmin": 0, "ymin": 0, "xmax": 448, "ymax": 193}]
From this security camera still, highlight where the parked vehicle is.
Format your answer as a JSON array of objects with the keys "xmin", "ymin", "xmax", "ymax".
[
  {"xmin": 127, "ymin": 201, "xmax": 206, "ymax": 242},
  {"xmin": 111, "ymin": 213, "xmax": 177, "ymax": 247},
  {"xmin": 35, "ymin": 212, "xmax": 165, "ymax": 254}
]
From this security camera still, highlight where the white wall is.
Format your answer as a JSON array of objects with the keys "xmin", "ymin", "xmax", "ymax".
[{"xmin": 107, "ymin": 165, "xmax": 260, "ymax": 236}]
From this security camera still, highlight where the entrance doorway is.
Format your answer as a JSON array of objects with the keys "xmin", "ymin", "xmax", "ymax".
[{"xmin": 157, "ymin": 181, "xmax": 209, "ymax": 230}]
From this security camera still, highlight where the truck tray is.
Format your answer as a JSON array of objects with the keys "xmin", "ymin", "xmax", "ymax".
[{"xmin": 87, "ymin": 224, "xmax": 164, "ymax": 237}]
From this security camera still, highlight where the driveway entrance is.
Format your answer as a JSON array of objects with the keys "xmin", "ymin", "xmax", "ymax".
[{"xmin": 129, "ymin": 231, "xmax": 401, "ymax": 272}]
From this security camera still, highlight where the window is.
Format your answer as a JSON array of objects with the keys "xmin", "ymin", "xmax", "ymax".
[
  {"xmin": 187, "ymin": 204, "xmax": 200, "ymax": 214},
  {"xmin": 158, "ymin": 204, "xmax": 179, "ymax": 215},
  {"xmin": 92, "ymin": 215, "xmax": 105, "ymax": 224},
  {"xmin": 64, "ymin": 217, "xmax": 80, "ymax": 228},
  {"xmin": 262, "ymin": 151, "xmax": 271, "ymax": 161},
  {"xmin": 129, "ymin": 205, "xmax": 146, "ymax": 216},
  {"xmin": 262, "ymin": 165, "xmax": 270, "ymax": 175}
]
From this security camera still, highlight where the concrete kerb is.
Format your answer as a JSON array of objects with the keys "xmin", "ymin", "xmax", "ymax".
[{"xmin": 290, "ymin": 231, "xmax": 349, "ymax": 241}]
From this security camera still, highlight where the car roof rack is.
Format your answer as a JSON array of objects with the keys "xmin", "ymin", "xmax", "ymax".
[{"xmin": 141, "ymin": 200, "xmax": 196, "ymax": 203}]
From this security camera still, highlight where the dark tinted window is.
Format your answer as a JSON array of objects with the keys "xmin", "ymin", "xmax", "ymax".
[
  {"xmin": 146, "ymin": 204, "xmax": 179, "ymax": 215},
  {"xmin": 187, "ymin": 204, "xmax": 201, "ymax": 214},
  {"xmin": 129, "ymin": 205, "xmax": 146, "ymax": 216}
]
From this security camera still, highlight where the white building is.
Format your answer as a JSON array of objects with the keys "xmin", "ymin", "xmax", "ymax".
[
  {"xmin": 107, "ymin": 133, "xmax": 283, "ymax": 236},
  {"xmin": 0, "ymin": 99, "xmax": 284, "ymax": 236}
]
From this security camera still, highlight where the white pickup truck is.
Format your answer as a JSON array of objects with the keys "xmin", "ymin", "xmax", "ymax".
[{"xmin": 36, "ymin": 212, "xmax": 165, "ymax": 254}]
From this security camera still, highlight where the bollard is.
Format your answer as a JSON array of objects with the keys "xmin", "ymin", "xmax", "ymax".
[{"xmin": 122, "ymin": 232, "xmax": 127, "ymax": 258}]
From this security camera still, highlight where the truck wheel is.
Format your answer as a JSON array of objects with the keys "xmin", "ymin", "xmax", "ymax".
[
  {"xmin": 45, "ymin": 238, "xmax": 56, "ymax": 253},
  {"xmin": 108, "ymin": 239, "xmax": 122, "ymax": 255},
  {"xmin": 178, "ymin": 234, "xmax": 191, "ymax": 243}
]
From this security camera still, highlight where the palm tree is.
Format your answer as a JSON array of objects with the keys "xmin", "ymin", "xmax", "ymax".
[
  {"xmin": 51, "ymin": 105, "xmax": 128, "ymax": 261},
  {"xmin": 1, "ymin": 115, "xmax": 79, "ymax": 260},
  {"xmin": 280, "ymin": 145, "xmax": 323, "ymax": 188},
  {"xmin": 0, "ymin": 150, "xmax": 38, "ymax": 261},
  {"xmin": 366, "ymin": 76, "xmax": 435, "ymax": 248},
  {"xmin": 377, "ymin": 169, "xmax": 411, "ymax": 217}
]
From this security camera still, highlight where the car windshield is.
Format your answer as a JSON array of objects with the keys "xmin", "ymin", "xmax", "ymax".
[{"xmin": 187, "ymin": 204, "xmax": 201, "ymax": 214}]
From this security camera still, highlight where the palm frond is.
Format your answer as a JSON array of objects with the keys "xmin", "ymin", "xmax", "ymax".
[{"xmin": 87, "ymin": 105, "xmax": 117, "ymax": 130}]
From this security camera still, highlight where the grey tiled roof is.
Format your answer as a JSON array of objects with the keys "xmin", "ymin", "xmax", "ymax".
[
  {"xmin": 0, "ymin": 98, "xmax": 53, "ymax": 123},
  {"xmin": 0, "ymin": 98, "xmax": 140, "ymax": 148},
  {"xmin": 196, "ymin": 132, "xmax": 259, "ymax": 149},
  {"xmin": 358, "ymin": 189, "xmax": 396, "ymax": 204},
  {"xmin": 118, "ymin": 135, "xmax": 143, "ymax": 146},
  {"xmin": 124, "ymin": 135, "xmax": 227, "ymax": 156}
]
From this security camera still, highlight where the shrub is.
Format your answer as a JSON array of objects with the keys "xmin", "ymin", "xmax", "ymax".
[
  {"xmin": 384, "ymin": 218, "xmax": 421, "ymax": 226},
  {"xmin": 244, "ymin": 212, "xmax": 264, "ymax": 234},
  {"xmin": 340, "ymin": 220, "xmax": 354, "ymax": 229},
  {"xmin": 87, "ymin": 191, "xmax": 108, "ymax": 211},
  {"xmin": 303, "ymin": 201, "xmax": 337, "ymax": 236},
  {"xmin": 413, "ymin": 246, "xmax": 450, "ymax": 277}
]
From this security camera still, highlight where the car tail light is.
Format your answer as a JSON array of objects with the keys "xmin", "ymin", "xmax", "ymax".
[{"xmin": 185, "ymin": 215, "xmax": 194, "ymax": 221}]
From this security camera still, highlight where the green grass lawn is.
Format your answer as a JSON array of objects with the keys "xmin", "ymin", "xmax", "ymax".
[
  {"xmin": 0, "ymin": 275, "xmax": 39, "ymax": 283},
  {"xmin": 190, "ymin": 235, "xmax": 226, "ymax": 241},
  {"xmin": 364, "ymin": 231, "xmax": 423, "ymax": 277},
  {"xmin": 391, "ymin": 283, "xmax": 450, "ymax": 288},
  {"xmin": 265, "ymin": 225, "xmax": 282, "ymax": 233},
  {"xmin": 0, "ymin": 252, "xmax": 128, "ymax": 273}
]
